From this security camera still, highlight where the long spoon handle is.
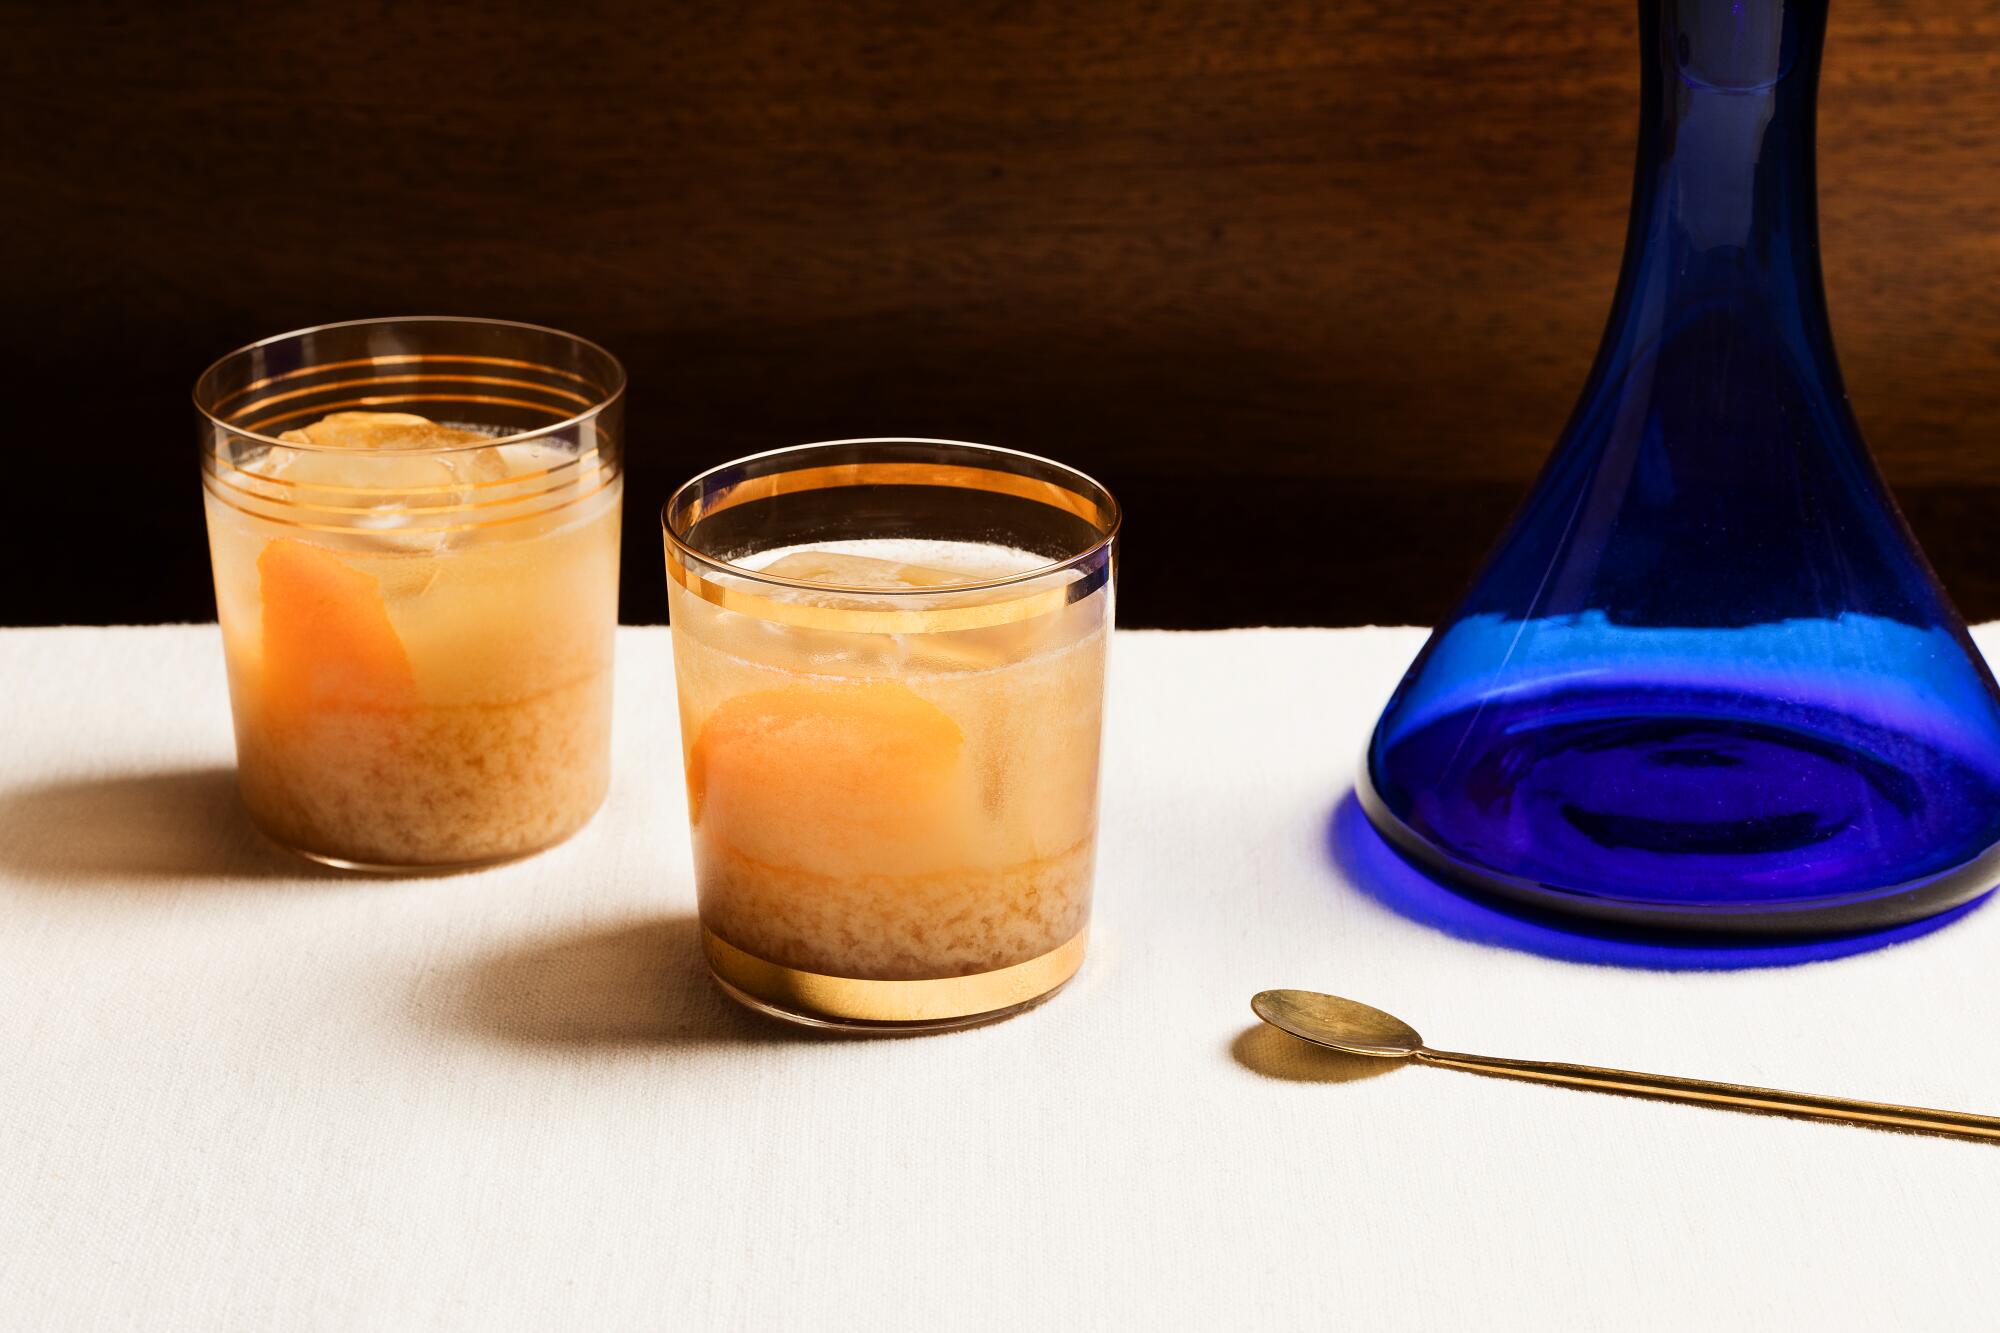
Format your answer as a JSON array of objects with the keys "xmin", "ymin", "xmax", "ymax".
[{"xmin": 1414, "ymin": 1048, "xmax": 2000, "ymax": 1142}]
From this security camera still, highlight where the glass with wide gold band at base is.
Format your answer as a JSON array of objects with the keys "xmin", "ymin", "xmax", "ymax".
[
  {"xmin": 663, "ymin": 439, "xmax": 1119, "ymax": 1032},
  {"xmin": 196, "ymin": 317, "xmax": 625, "ymax": 872}
]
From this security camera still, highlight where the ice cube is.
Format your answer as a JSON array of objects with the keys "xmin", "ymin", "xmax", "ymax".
[
  {"xmin": 493, "ymin": 439, "xmax": 572, "ymax": 477},
  {"xmin": 253, "ymin": 411, "xmax": 508, "ymax": 555},
  {"xmin": 277, "ymin": 411, "xmax": 491, "ymax": 451},
  {"xmin": 744, "ymin": 547, "xmax": 1077, "ymax": 674},
  {"xmin": 759, "ymin": 550, "xmax": 973, "ymax": 591},
  {"xmin": 492, "ymin": 440, "xmax": 604, "ymax": 502}
]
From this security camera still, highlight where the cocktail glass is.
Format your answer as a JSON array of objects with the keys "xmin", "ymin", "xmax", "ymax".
[
  {"xmin": 196, "ymin": 317, "xmax": 625, "ymax": 871},
  {"xmin": 663, "ymin": 438, "xmax": 1118, "ymax": 1031}
]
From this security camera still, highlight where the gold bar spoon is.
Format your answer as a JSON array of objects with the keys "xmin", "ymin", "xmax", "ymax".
[{"xmin": 1251, "ymin": 989, "xmax": 2000, "ymax": 1142}]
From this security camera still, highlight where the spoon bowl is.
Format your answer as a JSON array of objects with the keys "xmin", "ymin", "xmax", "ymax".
[{"xmin": 1250, "ymin": 990, "xmax": 1423, "ymax": 1058}]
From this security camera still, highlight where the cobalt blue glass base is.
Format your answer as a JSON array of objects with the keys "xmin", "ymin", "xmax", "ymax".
[
  {"xmin": 1362, "ymin": 0, "xmax": 2000, "ymax": 934},
  {"xmin": 1362, "ymin": 677, "xmax": 2000, "ymax": 933}
]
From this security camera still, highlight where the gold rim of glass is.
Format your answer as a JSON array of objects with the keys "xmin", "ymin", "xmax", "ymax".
[
  {"xmin": 192, "ymin": 314, "xmax": 627, "ymax": 455},
  {"xmin": 661, "ymin": 436, "xmax": 1121, "ymax": 600}
]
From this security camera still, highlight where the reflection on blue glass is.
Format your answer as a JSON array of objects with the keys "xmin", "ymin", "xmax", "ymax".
[
  {"xmin": 1362, "ymin": 0, "xmax": 2000, "ymax": 933},
  {"xmin": 1331, "ymin": 795, "xmax": 1988, "ymax": 972}
]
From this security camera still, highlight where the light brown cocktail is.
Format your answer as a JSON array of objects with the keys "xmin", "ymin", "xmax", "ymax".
[
  {"xmin": 197, "ymin": 319, "xmax": 625, "ymax": 871},
  {"xmin": 664, "ymin": 440, "xmax": 1118, "ymax": 1031}
]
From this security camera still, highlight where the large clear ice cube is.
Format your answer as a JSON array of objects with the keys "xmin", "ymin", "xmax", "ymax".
[
  {"xmin": 758, "ymin": 550, "xmax": 972, "ymax": 591},
  {"xmin": 254, "ymin": 411, "xmax": 507, "ymax": 553}
]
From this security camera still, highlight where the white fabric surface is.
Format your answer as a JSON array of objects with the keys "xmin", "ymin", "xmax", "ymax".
[{"xmin": 4, "ymin": 624, "xmax": 2000, "ymax": 1331}]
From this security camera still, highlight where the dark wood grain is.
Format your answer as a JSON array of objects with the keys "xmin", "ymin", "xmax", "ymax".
[{"xmin": 4, "ymin": 0, "xmax": 1999, "ymax": 626}]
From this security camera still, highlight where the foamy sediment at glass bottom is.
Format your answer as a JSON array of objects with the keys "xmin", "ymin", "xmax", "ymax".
[
  {"xmin": 233, "ymin": 670, "xmax": 613, "ymax": 869},
  {"xmin": 695, "ymin": 834, "xmax": 1096, "ymax": 979}
]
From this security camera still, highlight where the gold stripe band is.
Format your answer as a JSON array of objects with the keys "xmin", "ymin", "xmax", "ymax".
[
  {"xmin": 201, "ymin": 471, "xmax": 622, "ymax": 537},
  {"xmin": 663, "ymin": 550, "xmax": 1104, "ymax": 633},
  {"xmin": 703, "ymin": 927, "xmax": 1087, "ymax": 1024},
  {"xmin": 203, "ymin": 447, "xmax": 606, "ymax": 502},
  {"xmin": 240, "ymin": 392, "xmax": 577, "ymax": 432},
  {"xmin": 683, "ymin": 460, "xmax": 1112, "ymax": 529},
  {"xmin": 227, "ymin": 371, "xmax": 598, "ymax": 422},
  {"xmin": 211, "ymin": 352, "xmax": 603, "ymax": 414}
]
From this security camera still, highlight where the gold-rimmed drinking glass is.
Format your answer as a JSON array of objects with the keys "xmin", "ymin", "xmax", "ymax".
[{"xmin": 663, "ymin": 438, "xmax": 1119, "ymax": 1031}]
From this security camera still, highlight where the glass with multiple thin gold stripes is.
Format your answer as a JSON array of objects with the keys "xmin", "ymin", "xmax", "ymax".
[
  {"xmin": 195, "ymin": 317, "xmax": 625, "ymax": 871},
  {"xmin": 663, "ymin": 439, "xmax": 1119, "ymax": 1031}
]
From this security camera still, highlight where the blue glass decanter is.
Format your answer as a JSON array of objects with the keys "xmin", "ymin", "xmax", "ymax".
[{"xmin": 1361, "ymin": 0, "xmax": 2000, "ymax": 932}]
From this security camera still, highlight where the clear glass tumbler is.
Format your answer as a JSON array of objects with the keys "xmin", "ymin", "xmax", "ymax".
[
  {"xmin": 196, "ymin": 317, "xmax": 625, "ymax": 871},
  {"xmin": 663, "ymin": 439, "xmax": 1119, "ymax": 1031}
]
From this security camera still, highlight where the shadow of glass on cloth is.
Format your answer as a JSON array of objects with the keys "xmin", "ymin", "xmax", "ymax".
[
  {"xmin": 0, "ymin": 765, "xmax": 331, "ymax": 883},
  {"xmin": 445, "ymin": 916, "xmax": 821, "ymax": 1050},
  {"xmin": 1327, "ymin": 791, "xmax": 1987, "ymax": 972},
  {"xmin": 1229, "ymin": 1023, "xmax": 1401, "ymax": 1085}
]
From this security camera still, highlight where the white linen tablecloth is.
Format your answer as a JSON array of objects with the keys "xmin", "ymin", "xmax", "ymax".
[{"xmin": 4, "ymin": 625, "xmax": 1999, "ymax": 1331}]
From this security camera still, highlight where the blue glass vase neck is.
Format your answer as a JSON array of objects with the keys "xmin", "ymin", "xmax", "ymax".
[
  {"xmin": 1606, "ymin": 0, "xmax": 1834, "ymax": 396},
  {"xmin": 1461, "ymin": 0, "xmax": 1913, "ymax": 630}
]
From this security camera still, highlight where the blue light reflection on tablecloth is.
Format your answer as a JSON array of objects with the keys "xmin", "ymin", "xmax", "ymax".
[{"xmin": 1328, "ymin": 792, "xmax": 1989, "ymax": 972}]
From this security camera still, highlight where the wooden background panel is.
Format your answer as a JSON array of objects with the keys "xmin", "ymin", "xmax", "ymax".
[
  {"xmin": 3, "ymin": 0, "xmax": 1998, "ymax": 628},
  {"xmin": 1821, "ymin": 6, "xmax": 2000, "ymax": 484}
]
